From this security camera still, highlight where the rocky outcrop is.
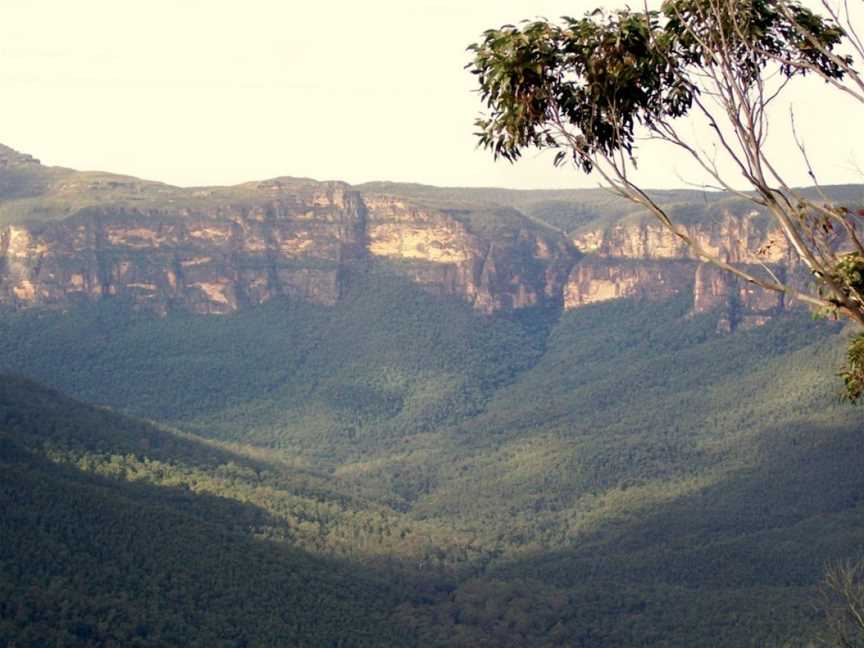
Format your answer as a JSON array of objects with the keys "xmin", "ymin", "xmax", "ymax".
[
  {"xmin": 0, "ymin": 182, "xmax": 579, "ymax": 316},
  {"xmin": 563, "ymin": 259, "xmax": 695, "ymax": 309},
  {"xmin": 0, "ymin": 145, "xmax": 39, "ymax": 168},
  {"xmin": 572, "ymin": 212, "xmax": 790, "ymax": 264},
  {"xmin": 0, "ymin": 183, "xmax": 367, "ymax": 315},
  {"xmin": 563, "ymin": 212, "xmax": 793, "ymax": 330},
  {"xmin": 365, "ymin": 197, "xmax": 576, "ymax": 313},
  {"xmin": 692, "ymin": 264, "xmax": 785, "ymax": 332},
  {"xmin": 0, "ymin": 144, "xmax": 804, "ymax": 328},
  {"xmin": 0, "ymin": 184, "xmax": 795, "ymax": 328}
]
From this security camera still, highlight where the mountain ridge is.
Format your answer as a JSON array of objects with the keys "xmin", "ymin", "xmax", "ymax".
[{"xmin": 0, "ymin": 143, "xmax": 860, "ymax": 330}]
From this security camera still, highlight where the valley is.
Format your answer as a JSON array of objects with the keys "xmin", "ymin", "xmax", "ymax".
[{"xmin": 1, "ymin": 144, "xmax": 863, "ymax": 646}]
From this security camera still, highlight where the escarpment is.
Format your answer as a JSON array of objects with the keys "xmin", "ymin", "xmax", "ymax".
[
  {"xmin": 364, "ymin": 196, "xmax": 576, "ymax": 313},
  {"xmin": 562, "ymin": 211, "xmax": 795, "ymax": 330},
  {"xmin": 0, "ymin": 173, "xmax": 580, "ymax": 316},
  {"xmin": 571, "ymin": 212, "xmax": 791, "ymax": 264},
  {"xmin": 0, "ymin": 145, "xmax": 807, "ymax": 329},
  {"xmin": 0, "ymin": 183, "xmax": 368, "ymax": 315}
]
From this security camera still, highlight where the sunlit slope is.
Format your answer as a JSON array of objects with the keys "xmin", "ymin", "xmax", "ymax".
[
  {"xmin": 371, "ymin": 299, "xmax": 864, "ymax": 647},
  {"xmin": 404, "ymin": 297, "xmax": 859, "ymax": 524},
  {"xmin": 0, "ymin": 377, "xmax": 426, "ymax": 648}
]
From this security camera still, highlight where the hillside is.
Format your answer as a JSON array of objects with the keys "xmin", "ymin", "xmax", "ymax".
[
  {"xmin": 0, "ymin": 376, "xmax": 424, "ymax": 647},
  {"xmin": 3, "ymin": 284, "xmax": 864, "ymax": 646}
]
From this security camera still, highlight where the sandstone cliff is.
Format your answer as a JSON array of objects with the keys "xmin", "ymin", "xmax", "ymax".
[
  {"xmin": 364, "ymin": 196, "xmax": 575, "ymax": 313},
  {"xmin": 0, "ymin": 145, "xmax": 808, "ymax": 328},
  {"xmin": 562, "ymin": 211, "xmax": 794, "ymax": 330},
  {"xmin": 0, "ymin": 151, "xmax": 578, "ymax": 316},
  {"xmin": 571, "ymin": 211, "xmax": 790, "ymax": 264},
  {"xmin": 0, "ymin": 182, "xmax": 367, "ymax": 315}
]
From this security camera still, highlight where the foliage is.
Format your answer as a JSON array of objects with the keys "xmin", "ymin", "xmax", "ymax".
[
  {"xmin": 663, "ymin": 0, "xmax": 848, "ymax": 79},
  {"xmin": 0, "ymin": 383, "xmax": 419, "ymax": 647},
  {"xmin": 829, "ymin": 253, "xmax": 864, "ymax": 303},
  {"xmin": 0, "ymin": 265, "xmax": 546, "ymax": 463},
  {"xmin": 840, "ymin": 332, "xmax": 864, "ymax": 403},
  {"xmin": 468, "ymin": 9, "xmax": 691, "ymax": 171},
  {"xmin": 468, "ymin": 1, "xmax": 844, "ymax": 169}
]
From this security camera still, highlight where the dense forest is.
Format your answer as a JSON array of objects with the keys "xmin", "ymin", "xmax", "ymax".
[{"xmin": 2, "ymin": 254, "xmax": 864, "ymax": 645}]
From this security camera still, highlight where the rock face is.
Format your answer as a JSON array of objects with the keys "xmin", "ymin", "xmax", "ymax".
[
  {"xmin": 0, "ymin": 179, "xmax": 578, "ymax": 316},
  {"xmin": 563, "ymin": 259, "xmax": 694, "ymax": 310},
  {"xmin": 0, "ymin": 183, "xmax": 367, "ymax": 315},
  {"xmin": 691, "ymin": 264, "xmax": 786, "ymax": 332},
  {"xmin": 571, "ymin": 212, "xmax": 790, "ymax": 264},
  {"xmin": 0, "ymin": 145, "xmax": 801, "ymax": 329},
  {"xmin": 365, "ymin": 197, "xmax": 575, "ymax": 313},
  {"xmin": 562, "ymin": 212, "xmax": 793, "ymax": 330}
]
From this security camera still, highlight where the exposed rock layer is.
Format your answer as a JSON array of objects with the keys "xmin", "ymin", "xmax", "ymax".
[
  {"xmin": 572, "ymin": 213, "xmax": 790, "ymax": 264},
  {"xmin": 564, "ymin": 213, "xmax": 793, "ymax": 330},
  {"xmin": 0, "ymin": 184, "xmax": 366, "ymax": 315},
  {"xmin": 0, "ymin": 183, "xmax": 579, "ymax": 316},
  {"xmin": 0, "ymin": 148, "xmax": 797, "ymax": 329}
]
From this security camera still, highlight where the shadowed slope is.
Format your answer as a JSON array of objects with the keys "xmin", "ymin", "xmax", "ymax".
[{"xmin": 0, "ymin": 379, "xmax": 419, "ymax": 647}]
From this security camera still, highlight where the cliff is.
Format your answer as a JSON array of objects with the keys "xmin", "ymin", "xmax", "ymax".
[
  {"xmin": 0, "ymin": 151, "xmax": 577, "ymax": 316},
  {"xmin": 0, "ymin": 183, "xmax": 366, "ymax": 315},
  {"xmin": 365, "ymin": 197, "xmax": 575, "ymax": 313},
  {"xmin": 563, "ymin": 211, "xmax": 794, "ymax": 330},
  {"xmin": 0, "ymin": 145, "xmax": 809, "ymax": 328}
]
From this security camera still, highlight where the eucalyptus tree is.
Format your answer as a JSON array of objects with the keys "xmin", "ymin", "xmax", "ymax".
[{"xmin": 468, "ymin": 0, "xmax": 864, "ymax": 399}]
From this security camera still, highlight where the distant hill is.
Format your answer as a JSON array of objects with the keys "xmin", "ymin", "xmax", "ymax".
[{"xmin": 3, "ymin": 142, "xmax": 860, "ymax": 329}]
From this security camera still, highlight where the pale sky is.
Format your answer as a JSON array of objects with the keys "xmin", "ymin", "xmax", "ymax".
[{"xmin": 0, "ymin": 0, "xmax": 861, "ymax": 190}]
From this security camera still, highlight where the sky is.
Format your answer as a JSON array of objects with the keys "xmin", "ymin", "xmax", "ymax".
[{"xmin": 0, "ymin": 0, "xmax": 861, "ymax": 190}]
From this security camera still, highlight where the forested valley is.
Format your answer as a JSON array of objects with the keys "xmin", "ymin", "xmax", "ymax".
[{"xmin": 3, "ymin": 253, "xmax": 864, "ymax": 646}]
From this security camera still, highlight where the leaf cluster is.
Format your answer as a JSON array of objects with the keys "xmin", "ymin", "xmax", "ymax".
[
  {"xmin": 468, "ymin": 11, "xmax": 690, "ymax": 172},
  {"xmin": 467, "ymin": 1, "xmax": 849, "ymax": 170},
  {"xmin": 840, "ymin": 332, "xmax": 864, "ymax": 403},
  {"xmin": 664, "ymin": 0, "xmax": 849, "ymax": 82}
]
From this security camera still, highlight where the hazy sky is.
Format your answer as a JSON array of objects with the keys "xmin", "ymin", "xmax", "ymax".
[{"xmin": 0, "ymin": 0, "xmax": 861, "ymax": 189}]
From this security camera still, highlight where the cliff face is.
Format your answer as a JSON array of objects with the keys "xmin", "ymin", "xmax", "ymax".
[
  {"xmin": 691, "ymin": 263, "xmax": 786, "ymax": 331},
  {"xmin": 561, "ymin": 213, "xmax": 792, "ymax": 330},
  {"xmin": 563, "ymin": 260, "xmax": 694, "ymax": 310},
  {"xmin": 365, "ymin": 196, "xmax": 575, "ymax": 313},
  {"xmin": 0, "ymin": 146, "xmax": 800, "ymax": 327},
  {"xmin": 571, "ymin": 212, "xmax": 790, "ymax": 264},
  {"xmin": 0, "ymin": 178, "xmax": 578, "ymax": 316},
  {"xmin": 0, "ymin": 183, "xmax": 367, "ymax": 315}
]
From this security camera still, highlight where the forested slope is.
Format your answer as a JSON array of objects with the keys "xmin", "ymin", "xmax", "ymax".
[
  {"xmin": 4, "ymin": 142, "xmax": 864, "ymax": 645},
  {"xmin": 2, "ymin": 266, "xmax": 864, "ymax": 645},
  {"xmin": 0, "ymin": 377, "xmax": 430, "ymax": 647}
]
